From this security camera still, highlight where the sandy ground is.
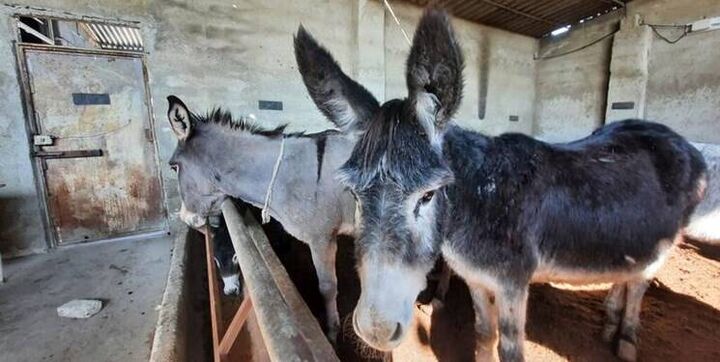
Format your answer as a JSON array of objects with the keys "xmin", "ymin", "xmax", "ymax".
[
  {"xmin": 271, "ymin": 235, "xmax": 720, "ymax": 361},
  {"xmin": 0, "ymin": 235, "xmax": 172, "ymax": 362}
]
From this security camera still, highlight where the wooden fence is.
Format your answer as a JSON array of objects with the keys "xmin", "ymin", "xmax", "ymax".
[{"xmin": 203, "ymin": 200, "xmax": 339, "ymax": 361}]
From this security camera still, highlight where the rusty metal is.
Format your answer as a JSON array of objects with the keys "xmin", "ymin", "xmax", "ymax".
[
  {"xmin": 32, "ymin": 149, "xmax": 103, "ymax": 159},
  {"xmin": 401, "ymin": 0, "xmax": 628, "ymax": 37},
  {"xmin": 17, "ymin": 44, "xmax": 166, "ymax": 245},
  {"xmin": 221, "ymin": 200, "xmax": 339, "ymax": 362},
  {"xmin": 15, "ymin": 43, "xmax": 53, "ymax": 248}
]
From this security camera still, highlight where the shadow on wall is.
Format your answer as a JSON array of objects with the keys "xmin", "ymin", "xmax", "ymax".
[
  {"xmin": 0, "ymin": 195, "xmax": 46, "ymax": 257},
  {"xmin": 686, "ymin": 143, "xmax": 720, "ymax": 243}
]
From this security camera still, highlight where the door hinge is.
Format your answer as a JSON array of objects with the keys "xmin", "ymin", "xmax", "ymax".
[{"xmin": 145, "ymin": 128, "xmax": 154, "ymax": 143}]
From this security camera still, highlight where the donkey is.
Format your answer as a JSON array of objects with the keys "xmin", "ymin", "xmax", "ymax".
[
  {"xmin": 208, "ymin": 214, "xmax": 241, "ymax": 295},
  {"xmin": 294, "ymin": 9, "xmax": 707, "ymax": 362},
  {"xmin": 165, "ymin": 96, "xmax": 364, "ymax": 341}
]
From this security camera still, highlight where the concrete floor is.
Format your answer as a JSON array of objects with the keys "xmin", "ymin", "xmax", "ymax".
[{"xmin": 0, "ymin": 235, "xmax": 172, "ymax": 362}]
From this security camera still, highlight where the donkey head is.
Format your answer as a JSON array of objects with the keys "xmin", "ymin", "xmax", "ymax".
[
  {"xmin": 167, "ymin": 96, "xmax": 226, "ymax": 231},
  {"xmin": 295, "ymin": 9, "xmax": 463, "ymax": 350}
]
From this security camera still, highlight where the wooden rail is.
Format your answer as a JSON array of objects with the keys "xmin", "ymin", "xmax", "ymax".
[{"xmin": 204, "ymin": 200, "xmax": 339, "ymax": 361}]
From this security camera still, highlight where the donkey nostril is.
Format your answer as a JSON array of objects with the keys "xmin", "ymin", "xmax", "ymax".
[{"xmin": 389, "ymin": 322, "xmax": 403, "ymax": 342}]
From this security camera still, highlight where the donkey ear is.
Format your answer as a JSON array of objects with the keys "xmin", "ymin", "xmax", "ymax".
[
  {"xmin": 294, "ymin": 25, "xmax": 379, "ymax": 133},
  {"xmin": 406, "ymin": 8, "xmax": 464, "ymax": 130},
  {"xmin": 167, "ymin": 95, "xmax": 193, "ymax": 141}
]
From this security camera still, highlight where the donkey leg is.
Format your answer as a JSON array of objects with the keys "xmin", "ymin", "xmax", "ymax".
[
  {"xmin": 603, "ymin": 283, "xmax": 627, "ymax": 342},
  {"xmin": 496, "ymin": 286, "xmax": 528, "ymax": 362},
  {"xmin": 309, "ymin": 240, "xmax": 340, "ymax": 344},
  {"xmin": 469, "ymin": 286, "xmax": 498, "ymax": 361},
  {"xmin": 616, "ymin": 280, "xmax": 649, "ymax": 362}
]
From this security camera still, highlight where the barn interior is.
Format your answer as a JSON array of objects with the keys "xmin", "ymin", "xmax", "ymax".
[{"xmin": 0, "ymin": 0, "xmax": 719, "ymax": 361}]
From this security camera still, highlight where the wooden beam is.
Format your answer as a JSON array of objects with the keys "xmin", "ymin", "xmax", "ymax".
[
  {"xmin": 18, "ymin": 22, "xmax": 53, "ymax": 45},
  {"xmin": 218, "ymin": 296, "xmax": 253, "ymax": 361},
  {"xmin": 479, "ymin": 0, "xmax": 554, "ymax": 25},
  {"xmin": 599, "ymin": 0, "xmax": 625, "ymax": 7},
  {"xmin": 204, "ymin": 226, "xmax": 224, "ymax": 362},
  {"xmin": 222, "ymin": 200, "xmax": 339, "ymax": 361}
]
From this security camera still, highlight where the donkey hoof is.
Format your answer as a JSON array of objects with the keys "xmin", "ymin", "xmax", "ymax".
[
  {"xmin": 602, "ymin": 323, "xmax": 618, "ymax": 342},
  {"xmin": 617, "ymin": 339, "xmax": 637, "ymax": 361}
]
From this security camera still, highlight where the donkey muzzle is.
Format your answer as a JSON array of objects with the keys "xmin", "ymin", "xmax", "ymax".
[
  {"xmin": 352, "ymin": 308, "xmax": 405, "ymax": 351},
  {"xmin": 179, "ymin": 203, "xmax": 207, "ymax": 230}
]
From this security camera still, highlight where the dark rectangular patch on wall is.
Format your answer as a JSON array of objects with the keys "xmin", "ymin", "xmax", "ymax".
[
  {"xmin": 72, "ymin": 93, "xmax": 110, "ymax": 105},
  {"xmin": 509, "ymin": 115, "xmax": 519, "ymax": 122},
  {"xmin": 258, "ymin": 100, "xmax": 283, "ymax": 111},
  {"xmin": 611, "ymin": 101, "xmax": 635, "ymax": 110}
]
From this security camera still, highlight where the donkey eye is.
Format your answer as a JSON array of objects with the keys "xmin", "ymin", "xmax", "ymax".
[{"xmin": 419, "ymin": 190, "xmax": 435, "ymax": 205}]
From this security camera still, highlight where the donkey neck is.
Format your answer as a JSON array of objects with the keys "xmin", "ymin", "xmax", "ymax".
[{"xmin": 196, "ymin": 125, "xmax": 290, "ymax": 209}]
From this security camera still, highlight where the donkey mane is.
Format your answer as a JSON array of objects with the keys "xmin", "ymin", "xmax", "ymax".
[
  {"xmin": 339, "ymin": 99, "xmax": 451, "ymax": 191},
  {"xmin": 191, "ymin": 107, "xmax": 289, "ymax": 137},
  {"xmin": 190, "ymin": 107, "xmax": 341, "ymax": 139}
]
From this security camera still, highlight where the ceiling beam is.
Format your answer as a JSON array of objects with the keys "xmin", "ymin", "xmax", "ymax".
[
  {"xmin": 478, "ymin": 0, "xmax": 554, "ymax": 25},
  {"xmin": 599, "ymin": 0, "xmax": 625, "ymax": 7}
]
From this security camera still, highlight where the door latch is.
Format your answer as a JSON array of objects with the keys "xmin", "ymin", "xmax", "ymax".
[
  {"xmin": 32, "ymin": 149, "xmax": 104, "ymax": 159},
  {"xmin": 33, "ymin": 134, "xmax": 54, "ymax": 146}
]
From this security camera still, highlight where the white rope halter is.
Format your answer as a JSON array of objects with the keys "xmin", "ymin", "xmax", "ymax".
[{"xmin": 261, "ymin": 136, "xmax": 285, "ymax": 224}]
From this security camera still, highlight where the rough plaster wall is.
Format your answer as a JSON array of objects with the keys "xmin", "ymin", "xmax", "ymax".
[
  {"xmin": 0, "ymin": 7, "xmax": 46, "ymax": 256},
  {"xmin": 383, "ymin": 1, "xmax": 537, "ymax": 134},
  {"xmin": 634, "ymin": 0, "xmax": 720, "ymax": 144},
  {"xmin": 534, "ymin": 13, "xmax": 619, "ymax": 142}
]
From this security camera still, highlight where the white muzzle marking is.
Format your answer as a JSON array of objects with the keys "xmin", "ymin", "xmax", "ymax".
[
  {"xmin": 179, "ymin": 203, "xmax": 206, "ymax": 230},
  {"xmin": 222, "ymin": 274, "xmax": 241, "ymax": 295}
]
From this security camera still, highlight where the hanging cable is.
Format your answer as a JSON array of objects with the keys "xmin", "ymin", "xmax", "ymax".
[{"xmin": 640, "ymin": 20, "xmax": 690, "ymax": 44}]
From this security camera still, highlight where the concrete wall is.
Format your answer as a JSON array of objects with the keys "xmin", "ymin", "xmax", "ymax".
[
  {"xmin": 0, "ymin": 0, "xmax": 537, "ymax": 256},
  {"xmin": 384, "ymin": 1, "xmax": 537, "ymax": 135},
  {"xmin": 534, "ymin": 0, "xmax": 720, "ymax": 144},
  {"xmin": 534, "ymin": 13, "xmax": 620, "ymax": 142}
]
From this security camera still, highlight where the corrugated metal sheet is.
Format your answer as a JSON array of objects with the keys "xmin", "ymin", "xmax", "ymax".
[
  {"xmin": 83, "ymin": 23, "xmax": 144, "ymax": 51},
  {"xmin": 400, "ymin": 0, "xmax": 628, "ymax": 37}
]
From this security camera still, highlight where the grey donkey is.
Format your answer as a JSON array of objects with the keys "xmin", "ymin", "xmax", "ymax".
[
  {"xmin": 166, "ymin": 95, "xmax": 363, "ymax": 342},
  {"xmin": 294, "ymin": 8, "xmax": 706, "ymax": 362}
]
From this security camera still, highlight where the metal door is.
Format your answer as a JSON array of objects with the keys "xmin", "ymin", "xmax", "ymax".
[{"xmin": 21, "ymin": 47, "xmax": 166, "ymax": 244}]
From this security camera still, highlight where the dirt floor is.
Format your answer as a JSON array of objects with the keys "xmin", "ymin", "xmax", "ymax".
[
  {"xmin": 268, "ymin": 233, "xmax": 720, "ymax": 361},
  {"xmin": 0, "ymin": 234, "xmax": 172, "ymax": 362}
]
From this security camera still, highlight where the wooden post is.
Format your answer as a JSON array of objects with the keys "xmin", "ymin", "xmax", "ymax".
[{"xmin": 204, "ymin": 226, "xmax": 224, "ymax": 362}]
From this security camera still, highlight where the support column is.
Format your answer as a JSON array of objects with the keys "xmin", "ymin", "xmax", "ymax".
[{"xmin": 605, "ymin": 15, "xmax": 653, "ymax": 122}]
